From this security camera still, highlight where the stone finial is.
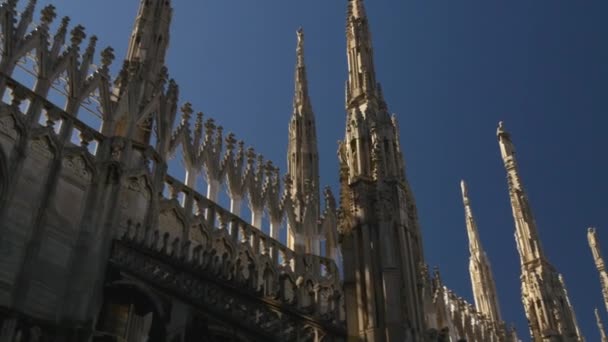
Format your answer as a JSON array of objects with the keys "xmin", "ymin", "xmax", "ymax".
[
  {"xmin": 246, "ymin": 147, "xmax": 256, "ymax": 165},
  {"xmin": 70, "ymin": 24, "xmax": 86, "ymax": 47},
  {"xmin": 460, "ymin": 179, "xmax": 469, "ymax": 202},
  {"xmin": 204, "ymin": 118, "xmax": 216, "ymax": 139},
  {"xmin": 225, "ymin": 133, "xmax": 236, "ymax": 152},
  {"xmin": 58, "ymin": 16, "xmax": 70, "ymax": 30},
  {"xmin": 40, "ymin": 5, "xmax": 56, "ymax": 27},
  {"xmin": 180, "ymin": 102, "xmax": 193, "ymax": 123},
  {"xmin": 265, "ymin": 160, "xmax": 274, "ymax": 178},
  {"xmin": 589, "ymin": 227, "xmax": 600, "ymax": 249},
  {"xmin": 296, "ymin": 27, "xmax": 305, "ymax": 67},
  {"xmin": 236, "ymin": 140, "xmax": 245, "ymax": 161},
  {"xmin": 50, "ymin": 16, "xmax": 69, "ymax": 47},
  {"xmin": 215, "ymin": 126, "xmax": 223, "ymax": 146},
  {"xmin": 100, "ymin": 47, "xmax": 115, "ymax": 69},
  {"xmin": 195, "ymin": 112, "xmax": 204, "ymax": 135},
  {"xmin": 255, "ymin": 154, "xmax": 264, "ymax": 175}
]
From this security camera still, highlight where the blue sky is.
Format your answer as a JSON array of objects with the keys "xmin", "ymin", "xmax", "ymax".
[{"xmin": 22, "ymin": 0, "xmax": 608, "ymax": 340}]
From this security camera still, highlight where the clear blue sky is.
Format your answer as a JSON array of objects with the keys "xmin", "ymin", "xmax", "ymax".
[{"xmin": 27, "ymin": 0, "xmax": 608, "ymax": 340}]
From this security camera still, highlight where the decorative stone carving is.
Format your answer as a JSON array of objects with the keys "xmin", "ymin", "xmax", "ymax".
[
  {"xmin": 29, "ymin": 137, "xmax": 54, "ymax": 159},
  {"xmin": 62, "ymin": 154, "xmax": 92, "ymax": 182},
  {"xmin": 127, "ymin": 176, "xmax": 151, "ymax": 200}
]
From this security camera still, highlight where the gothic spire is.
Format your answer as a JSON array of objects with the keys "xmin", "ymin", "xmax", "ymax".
[
  {"xmin": 460, "ymin": 180, "xmax": 503, "ymax": 324},
  {"xmin": 287, "ymin": 28, "xmax": 320, "ymax": 255},
  {"xmin": 588, "ymin": 227, "xmax": 608, "ymax": 314},
  {"xmin": 596, "ymin": 308, "xmax": 608, "ymax": 342},
  {"xmin": 115, "ymin": 0, "xmax": 173, "ymax": 143},
  {"xmin": 497, "ymin": 121, "xmax": 546, "ymax": 264},
  {"xmin": 293, "ymin": 28, "xmax": 313, "ymax": 118},
  {"xmin": 339, "ymin": 1, "xmax": 427, "ymax": 340},
  {"xmin": 497, "ymin": 121, "xmax": 582, "ymax": 341},
  {"xmin": 461, "ymin": 180, "xmax": 482, "ymax": 254},
  {"xmin": 126, "ymin": 0, "xmax": 172, "ymax": 79},
  {"xmin": 345, "ymin": 0, "xmax": 382, "ymax": 109}
]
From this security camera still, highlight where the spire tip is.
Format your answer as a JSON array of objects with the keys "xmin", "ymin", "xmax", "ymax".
[{"xmin": 460, "ymin": 179, "xmax": 469, "ymax": 198}]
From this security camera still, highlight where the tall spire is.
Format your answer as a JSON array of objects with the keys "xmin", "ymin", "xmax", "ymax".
[
  {"xmin": 126, "ymin": 0, "xmax": 172, "ymax": 83},
  {"xmin": 115, "ymin": 0, "xmax": 173, "ymax": 143},
  {"xmin": 345, "ymin": 0, "xmax": 383, "ymax": 110},
  {"xmin": 497, "ymin": 121, "xmax": 545, "ymax": 265},
  {"xmin": 339, "ymin": 0, "xmax": 427, "ymax": 340},
  {"xmin": 588, "ymin": 227, "xmax": 608, "ymax": 314},
  {"xmin": 497, "ymin": 121, "xmax": 582, "ymax": 341},
  {"xmin": 461, "ymin": 180, "xmax": 482, "ymax": 255},
  {"xmin": 341, "ymin": 0, "xmax": 402, "ymax": 181},
  {"xmin": 287, "ymin": 28, "xmax": 320, "ymax": 255},
  {"xmin": 460, "ymin": 180, "xmax": 503, "ymax": 325},
  {"xmin": 596, "ymin": 308, "xmax": 608, "ymax": 342}
]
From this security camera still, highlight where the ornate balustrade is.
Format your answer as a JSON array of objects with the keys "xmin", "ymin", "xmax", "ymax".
[
  {"xmin": 0, "ymin": 0, "xmax": 340, "ymax": 261},
  {"xmin": 422, "ymin": 266, "xmax": 511, "ymax": 342},
  {"xmin": 114, "ymin": 227, "xmax": 345, "ymax": 339},
  {"xmin": 1, "ymin": 67, "xmax": 344, "ymax": 332}
]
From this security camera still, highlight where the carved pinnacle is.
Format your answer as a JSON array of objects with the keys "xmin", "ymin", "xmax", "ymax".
[
  {"xmin": 100, "ymin": 47, "xmax": 115, "ymax": 69},
  {"xmin": 180, "ymin": 102, "xmax": 193, "ymax": 123},
  {"xmin": 40, "ymin": 5, "xmax": 56, "ymax": 27},
  {"xmin": 70, "ymin": 24, "xmax": 86, "ymax": 47}
]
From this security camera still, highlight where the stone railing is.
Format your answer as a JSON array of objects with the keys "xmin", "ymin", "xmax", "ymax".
[
  {"xmin": 2, "ymin": 64, "xmax": 343, "ymax": 314},
  {"xmin": 422, "ymin": 266, "xmax": 514, "ymax": 342}
]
